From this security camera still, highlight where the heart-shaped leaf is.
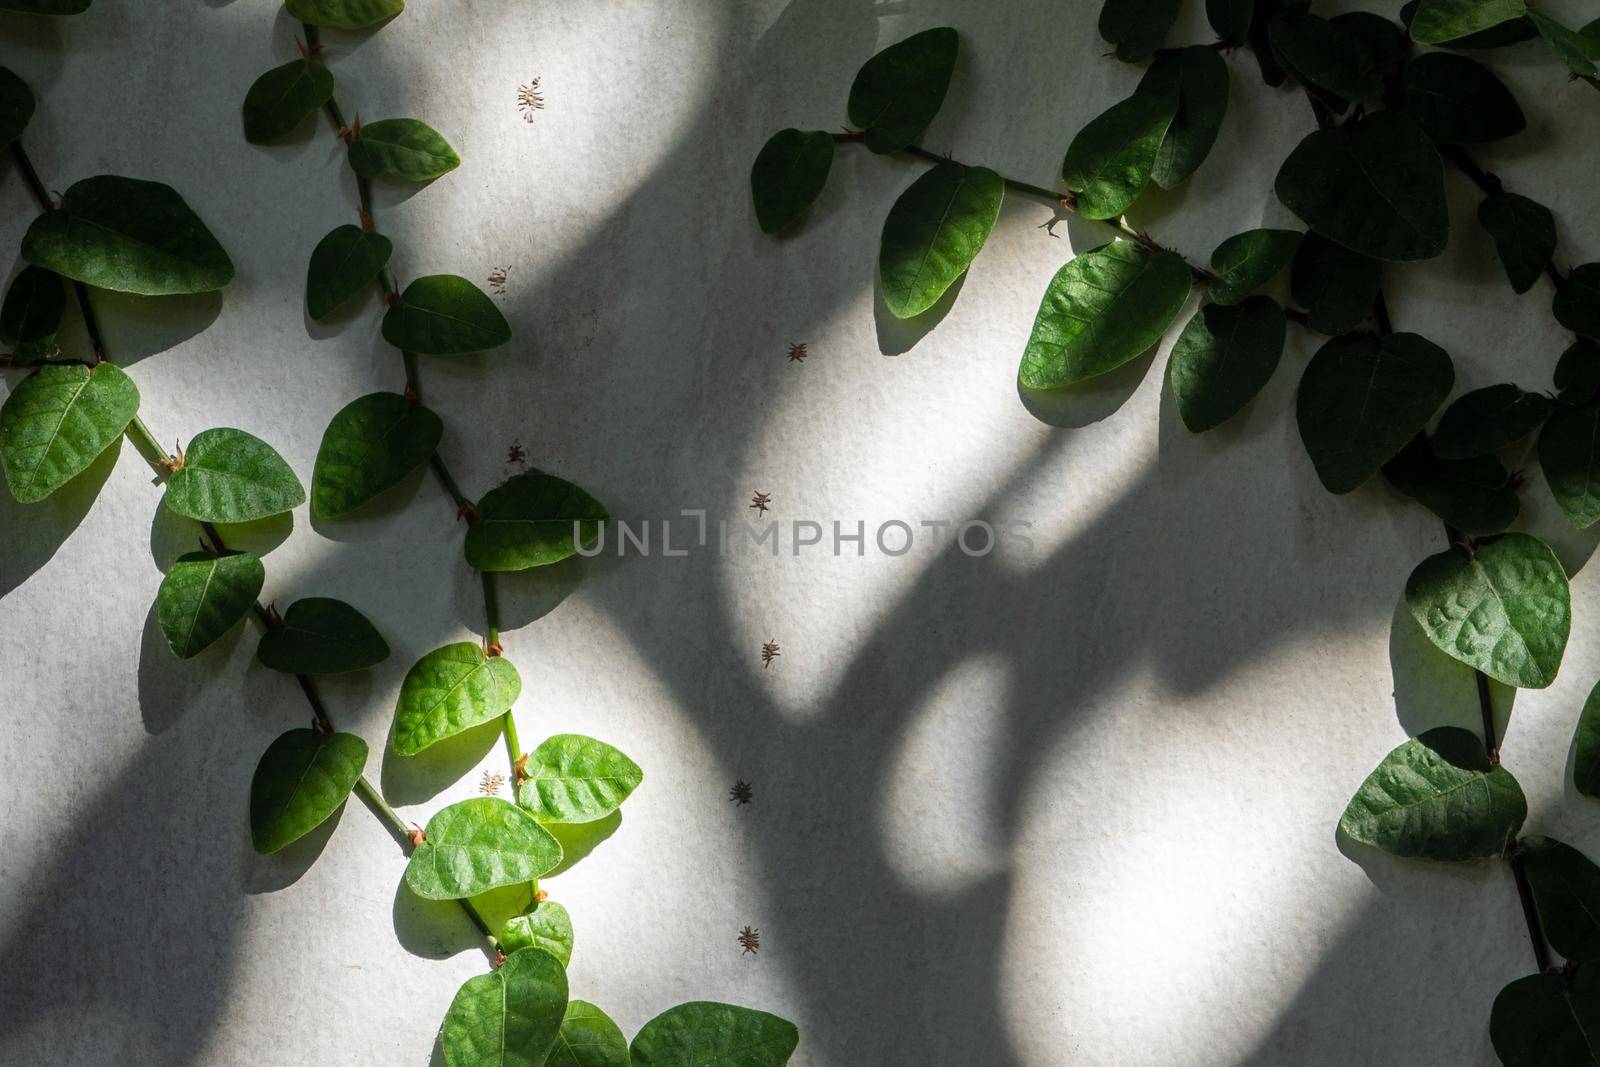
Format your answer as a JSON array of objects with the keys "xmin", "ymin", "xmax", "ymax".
[
  {"xmin": 498, "ymin": 900, "xmax": 574, "ymax": 966},
  {"xmin": 546, "ymin": 1001, "xmax": 629, "ymax": 1067},
  {"xmin": 256, "ymin": 597, "xmax": 389, "ymax": 674},
  {"xmin": 1555, "ymin": 264, "xmax": 1600, "ymax": 340},
  {"xmin": 1098, "ymin": 0, "xmax": 1181, "ymax": 62},
  {"xmin": 631, "ymin": 1002, "xmax": 799, "ymax": 1067},
  {"xmin": 306, "ymin": 225, "xmax": 392, "ymax": 320},
  {"xmin": 1432, "ymin": 384, "xmax": 1551, "ymax": 458},
  {"xmin": 1405, "ymin": 532, "xmax": 1570, "ymax": 688},
  {"xmin": 156, "ymin": 550, "xmax": 265, "ymax": 659},
  {"xmin": 1520, "ymin": 836, "xmax": 1600, "ymax": 964},
  {"xmin": 310, "ymin": 392, "xmax": 442, "ymax": 519},
  {"xmin": 392, "ymin": 642, "xmax": 521, "ymax": 755},
  {"xmin": 514, "ymin": 735, "xmax": 643, "ymax": 825},
  {"xmin": 1339, "ymin": 726, "xmax": 1526, "ymax": 860},
  {"xmin": 0, "ymin": 66, "xmax": 35, "ymax": 147},
  {"xmin": 1401, "ymin": 53, "xmax": 1524, "ymax": 145},
  {"xmin": 163, "ymin": 427, "xmax": 306, "ymax": 523},
  {"xmin": 1020, "ymin": 240, "xmax": 1192, "ymax": 390},
  {"xmin": 1491, "ymin": 969, "xmax": 1600, "ymax": 1067},
  {"xmin": 1479, "ymin": 194, "xmax": 1556, "ymax": 296},
  {"xmin": 1208, "ymin": 228, "xmax": 1301, "ymax": 305},
  {"xmin": 1206, "ymin": 0, "xmax": 1253, "ymax": 42},
  {"xmin": 347, "ymin": 118, "xmax": 458, "ymax": 181},
  {"xmin": 1528, "ymin": 10, "xmax": 1600, "ymax": 76},
  {"xmin": 1268, "ymin": 14, "xmax": 1384, "ymax": 106},
  {"xmin": 1409, "ymin": 0, "xmax": 1527, "ymax": 44},
  {"xmin": 749, "ymin": 129, "xmax": 834, "ymax": 235},
  {"xmin": 0, "ymin": 0, "xmax": 91, "ymax": 12},
  {"xmin": 22, "ymin": 176, "xmax": 234, "ymax": 295},
  {"xmin": 465, "ymin": 471, "xmax": 609, "ymax": 572},
  {"xmin": 1540, "ymin": 405, "xmax": 1600, "ymax": 529},
  {"xmin": 1, "ymin": 265, "xmax": 66, "ymax": 362},
  {"xmin": 440, "ymin": 945, "xmax": 568, "ymax": 1067},
  {"xmin": 1, "ymin": 362, "xmax": 138, "ymax": 503},
  {"xmin": 242, "ymin": 59, "xmax": 335, "ymax": 144},
  {"xmin": 1275, "ymin": 111, "xmax": 1448, "ymax": 262},
  {"xmin": 249, "ymin": 729, "xmax": 367, "ymax": 854},
  {"xmin": 1382, "ymin": 436, "xmax": 1517, "ymax": 536},
  {"xmin": 1060, "ymin": 89, "xmax": 1177, "ymax": 221},
  {"xmin": 405, "ymin": 798, "xmax": 562, "ymax": 900},
  {"xmin": 845, "ymin": 27, "xmax": 958, "ymax": 154},
  {"xmin": 1334, "ymin": 11, "xmax": 1409, "ymax": 69},
  {"xmin": 1290, "ymin": 231, "xmax": 1381, "ymax": 335},
  {"xmin": 1574, "ymin": 677, "xmax": 1600, "ymax": 797},
  {"xmin": 1244, "ymin": 0, "xmax": 1296, "ymax": 86},
  {"xmin": 1557, "ymin": 339, "xmax": 1600, "ymax": 406},
  {"xmin": 878, "ymin": 162, "xmax": 1003, "ymax": 319},
  {"xmin": 382, "ymin": 275, "xmax": 510, "ymax": 355},
  {"xmin": 1168, "ymin": 297, "xmax": 1287, "ymax": 432},
  {"xmin": 285, "ymin": 0, "xmax": 403, "ymax": 30},
  {"xmin": 1138, "ymin": 46, "xmax": 1228, "ymax": 190},
  {"xmin": 1297, "ymin": 332, "xmax": 1454, "ymax": 493}
]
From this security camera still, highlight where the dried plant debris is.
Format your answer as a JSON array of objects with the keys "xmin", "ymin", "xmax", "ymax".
[{"xmin": 729, "ymin": 779, "xmax": 754, "ymax": 805}]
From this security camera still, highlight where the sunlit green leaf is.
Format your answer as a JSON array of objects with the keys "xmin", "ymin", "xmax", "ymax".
[
  {"xmin": 1382, "ymin": 436, "xmax": 1517, "ymax": 536},
  {"xmin": 1207, "ymin": 228, "xmax": 1301, "ymax": 305},
  {"xmin": 1479, "ymin": 194, "xmax": 1556, "ymax": 296},
  {"xmin": 1432, "ymin": 384, "xmax": 1551, "ymax": 458},
  {"xmin": 0, "ymin": 66, "xmax": 35, "ymax": 147},
  {"xmin": 441, "ymin": 946, "xmax": 567, "ymax": 1067},
  {"xmin": 1168, "ymin": 297, "xmax": 1286, "ymax": 432},
  {"xmin": 749, "ymin": 129, "xmax": 834, "ymax": 235},
  {"xmin": 163, "ymin": 427, "xmax": 306, "ymax": 523},
  {"xmin": 465, "ymin": 471, "xmax": 608, "ymax": 572},
  {"xmin": 631, "ymin": 1002, "xmax": 799, "ymax": 1067},
  {"xmin": 256, "ymin": 597, "xmax": 389, "ymax": 674},
  {"xmin": 392, "ymin": 643, "xmax": 521, "ymax": 755},
  {"xmin": 846, "ymin": 27, "xmax": 958, "ymax": 154},
  {"xmin": 310, "ymin": 392, "xmax": 442, "ymax": 519},
  {"xmin": 306, "ymin": 225, "xmax": 392, "ymax": 321},
  {"xmin": 499, "ymin": 900, "xmax": 573, "ymax": 966},
  {"xmin": 1574, "ymin": 677, "xmax": 1600, "ymax": 797},
  {"xmin": 242, "ymin": 59, "xmax": 335, "ymax": 144},
  {"xmin": 156, "ymin": 550, "xmax": 265, "ymax": 659},
  {"xmin": 1, "ymin": 266, "xmax": 65, "ymax": 362},
  {"xmin": 878, "ymin": 162, "xmax": 1003, "ymax": 319},
  {"xmin": 1138, "ymin": 47, "xmax": 1228, "ymax": 190},
  {"xmin": 1521, "ymin": 836, "xmax": 1600, "ymax": 963},
  {"xmin": 1557, "ymin": 339, "xmax": 1600, "ymax": 406},
  {"xmin": 285, "ymin": 0, "xmax": 404, "ymax": 31},
  {"xmin": 1540, "ymin": 405, "xmax": 1600, "ymax": 530},
  {"xmin": 545, "ymin": 1001, "xmax": 629, "ymax": 1067},
  {"xmin": 0, "ymin": 362, "xmax": 137, "ymax": 503},
  {"xmin": 1268, "ymin": 14, "xmax": 1383, "ymax": 106},
  {"xmin": 347, "ymin": 118, "xmax": 458, "ymax": 181},
  {"xmin": 249, "ymin": 729, "xmax": 367, "ymax": 854},
  {"xmin": 1400, "ymin": 0, "xmax": 1534, "ymax": 46},
  {"xmin": 1401, "ymin": 53, "xmax": 1524, "ymax": 146},
  {"xmin": 382, "ymin": 274, "xmax": 510, "ymax": 355},
  {"xmin": 514, "ymin": 735, "xmax": 643, "ymax": 825},
  {"xmin": 1098, "ymin": 0, "xmax": 1181, "ymax": 62},
  {"xmin": 1527, "ymin": 11, "xmax": 1600, "ymax": 76},
  {"xmin": 1290, "ymin": 231, "xmax": 1380, "ymax": 335},
  {"xmin": 1490, "ymin": 969, "xmax": 1600, "ymax": 1067},
  {"xmin": 1555, "ymin": 264, "xmax": 1600, "ymax": 340},
  {"xmin": 1061, "ymin": 89, "xmax": 1176, "ymax": 220},
  {"xmin": 405, "ymin": 798, "xmax": 562, "ymax": 900},
  {"xmin": 1409, "ymin": 0, "xmax": 1526, "ymax": 44}
]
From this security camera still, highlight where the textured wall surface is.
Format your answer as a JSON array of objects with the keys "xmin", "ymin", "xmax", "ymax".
[{"xmin": 4, "ymin": 1, "xmax": 1600, "ymax": 1064}]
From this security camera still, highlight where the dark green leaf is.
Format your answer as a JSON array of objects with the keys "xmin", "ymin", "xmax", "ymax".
[
  {"xmin": 514, "ymin": 734, "xmax": 643, "ymax": 824},
  {"xmin": 242, "ymin": 59, "xmax": 335, "ymax": 145},
  {"xmin": 1060, "ymin": 89, "xmax": 1177, "ymax": 220},
  {"xmin": 256, "ymin": 597, "xmax": 389, "ymax": 674},
  {"xmin": 0, "ymin": 0, "xmax": 91, "ymax": 12},
  {"xmin": 0, "ymin": 362, "xmax": 137, "ymax": 503},
  {"xmin": 1540, "ymin": 405, "xmax": 1600, "ymax": 529},
  {"xmin": 22, "ymin": 176, "xmax": 234, "ymax": 296},
  {"xmin": 545, "ymin": 1002, "xmax": 629, "ymax": 1067},
  {"xmin": 1400, "ymin": 0, "xmax": 1535, "ymax": 47},
  {"xmin": 156, "ymin": 550, "xmax": 265, "ymax": 659},
  {"xmin": 1405, "ymin": 532, "xmax": 1570, "ymax": 688},
  {"xmin": 465, "ymin": 471, "xmax": 608, "ymax": 572},
  {"xmin": 1528, "ymin": 11, "xmax": 1600, "ymax": 76},
  {"xmin": 382, "ymin": 274, "xmax": 510, "ymax": 355},
  {"xmin": 1382, "ymin": 436, "xmax": 1517, "ymax": 536},
  {"xmin": 499, "ymin": 900, "xmax": 573, "ymax": 966},
  {"xmin": 1557, "ymin": 339, "xmax": 1600, "ymax": 406},
  {"xmin": 1206, "ymin": 0, "xmax": 1254, "ymax": 42},
  {"xmin": 1246, "ymin": 0, "xmax": 1307, "ymax": 86},
  {"xmin": 1401, "ymin": 53, "xmax": 1525, "ymax": 145},
  {"xmin": 1297, "ymin": 332, "xmax": 1454, "ymax": 493},
  {"xmin": 347, "ymin": 118, "xmax": 459, "ymax": 182},
  {"xmin": 1479, "ymin": 194, "xmax": 1556, "ymax": 295},
  {"xmin": 249, "ymin": 729, "xmax": 367, "ymax": 854},
  {"xmin": 1339, "ymin": 726, "xmax": 1526, "ymax": 860},
  {"xmin": 441, "ymin": 946, "xmax": 567, "ymax": 1067},
  {"xmin": 310, "ymin": 392, "xmax": 442, "ymax": 519},
  {"xmin": 1275, "ymin": 112, "xmax": 1448, "ymax": 262},
  {"xmin": 631, "ymin": 1003, "xmax": 799, "ymax": 1067},
  {"xmin": 1138, "ymin": 47, "xmax": 1229, "ymax": 190},
  {"xmin": 1521, "ymin": 837, "xmax": 1600, "ymax": 963},
  {"xmin": 0, "ymin": 66, "xmax": 35, "ymax": 147},
  {"xmin": 1098, "ymin": 0, "xmax": 1181, "ymax": 62},
  {"xmin": 1432, "ymin": 384, "xmax": 1551, "ymax": 458},
  {"xmin": 878, "ymin": 162, "xmax": 1003, "ymax": 319},
  {"xmin": 405, "ymin": 798, "xmax": 562, "ymax": 900},
  {"xmin": 1168, "ymin": 297, "xmax": 1286, "ymax": 432},
  {"xmin": 1555, "ymin": 264, "xmax": 1600, "ymax": 339},
  {"xmin": 1490, "ymin": 969, "xmax": 1600, "ymax": 1067},
  {"xmin": 306, "ymin": 225, "xmax": 393, "ymax": 321},
  {"xmin": 284, "ymin": 0, "xmax": 403, "ymax": 31},
  {"xmin": 1208, "ymin": 228, "xmax": 1301, "ymax": 305},
  {"xmin": 163, "ymin": 427, "xmax": 306, "ymax": 524},
  {"xmin": 1409, "ymin": 0, "xmax": 1527, "ymax": 44},
  {"xmin": 1290, "ymin": 231, "xmax": 1381, "ymax": 334},
  {"xmin": 1268, "ymin": 15, "xmax": 1383, "ymax": 106},
  {"xmin": 1, "ymin": 266, "xmax": 66, "ymax": 360},
  {"xmin": 392, "ymin": 642, "xmax": 521, "ymax": 755},
  {"xmin": 1019, "ymin": 240, "xmax": 1193, "ymax": 390},
  {"xmin": 845, "ymin": 27, "xmax": 958, "ymax": 154},
  {"xmin": 749, "ymin": 129, "xmax": 834, "ymax": 235},
  {"xmin": 1573, "ymin": 677, "xmax": 1600, "ymax": 797},
  {"xmin": 1332, "ymin": 12, "xmax": 1408, "ymax": 69}
]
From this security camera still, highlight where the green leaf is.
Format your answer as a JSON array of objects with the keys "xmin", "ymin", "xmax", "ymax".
[
  {"xmin": 1206, "ymin": 0, "xmax": 1254, "ymax": 43},
  {"xmin": 1289, "ymin": 231, "xmax": 1380, "ymax": 335},
  {"xmin": 347, "ymin": 118, "xmax": 459, "ymax": 181},
  {"xmin": 878, "ymin": 162, "xmax": 1003, "ymax": 319},
  {"xmin": 1245, "ymin": 0, "xmax": 1301, "ymax": 86},
  {"xmin": 545, "ymin": 1002, "xmax": 629, "ymax": 1067},
  {"xmin": 1168, "ymin": 297, "xmax": 1286, "ymax": 433},
  {"xmin": 1528, "ymin": 11, "xmax": 1600, "ymax": 76},
  {"xmin": 405, "ymin": 798, "xmax": 562, "ymax": 900},
  {"xmin": 382, "ymin": 274, "xmax": 510, "ymax": 355},
  {"xmin": 1555, "ymin": 265, "xmax": 1600, "ymax": 340},
  {"xmin": 1574, "ymin": 677, "xmax": 1600, "ymax": 797},
  {"xmin": 1333, "ymin": 12, "xmax": 1409, "ymax": 70},
  {"xmin": 1020, "ymin": 240, "xmax": 1192, "ymax": 390},
  {"xmin": 306, "ymin": 225, "xmax": 393, "ymax": 321},
  {"xmin": 1339, "ymin": 726, "xmax": 1526, "ymax": 860},
  {"xmin": 0, "ymin": 0, "xmax": 91, "ymax": 12},
  {"xmin": 0, "ymin": 66, "xmax": 35, "ymax": 148},
  {"xmin": 1274, "ymin": 112, "xmax": 1448, "ymax": 262},
  {"xmin": 1405, "ymin": 532, "xmax": 1570, "ymax": 688},
  {"xmin": 1098, "ymin": 0, "xmax": 1181, "ymax": 62},
  {"xmin": 1521, "ymin": 837, "xmax": 1600, "ymax": 963},
  {"xmin": 1268, "ymin": 15, "xmax": 1384, "ymax": 106},
  {"xmin": 1400, "ymin": 0, "xmax": 1535, "ymax": 47},
  {"xmin": 1557, "ymin": 339, "xmax": 1600, "ymax": 406},
  {"xmin": 284, "ymin": 0, "xmax": 403, "ymax": 31},
  {"xmin": 1382, "ymin": 436, "xmax": 1517, "ymax": 536},
  {"xmin": 1540, "ymin": 405, "xmax": 1600, "ymax": 530},
  {"xmin": 1409, "ymin": 0, "xmax": 1527, "ymax": 44},
  {"xmin": 1138, "ymin": 46, "xmax": 1228, "ymax": 190},
  {"xmin": 156, "ymin": 550, "xmax": 265, "ymax": 659},
  {"xmin": 1401, "ymin": 53, "xmax": 1524, "ymax": 146},
  {"xmin": 1432, "ymin": 384, "xmax": 1551, "ymax": 459},
  {"xmin": 1, "ymin": 266, "xmax": 66, "ymax": 360},
  {"xmin": 514, "ymin": 735, "xmax": 643, "ymax": 825},
  {"xmin": 465, "ymin": 471, "xmax": 609, "ymax": 572},
  {"xmin": 392, "ymin": 643, "xmax": 521, "ymax": 755},
  {"xmin": 1479, "ymin": 194, "xmax": 1556, "ymax": 296},
  {"xmin": 310, "ymin": 392, "xmax": 442, "ymax": 519},
  {"xmin": 630, "ymin": 1003, "xmax": 799, "ymax": 1067},
  {"xmin": 1296, "ymin": 332, "xmax": 1454, "ymax": 494},
  {"xmin": 22, "ymin": 176, "xmax": 234, "ymax": 296},
  {"xmin": 241, "ymin": 59, "xmax": 335, "ymax": 145},
  {"xmin": 1491, "ymin": 969, "xmax": 1600, "ymax": 1067},
  {"xmin": 0, "ymin": 362, "xmax": 137, "ymax": 503},
  {"xmin": 1207, "ymin": 228, "xmax": 1301, "ymax": 305},
  {"xmin": 256, "ymin": 597, "xmax": 389, "ymax": 674},
  {"xmin": 845, "ymin": 27, "xmax": 958, "ymax": 154},
  {"xmin": 163, "ymin": 427, "xmax": 306, "ymax": 523},
  {"xmin": 499, "ymin": 900, "xmax": 574, "ymax": 966},
  {"xmin": 749, "ymin": 129, "xmax": 833, "ymax": 235},
  {"xmin": 441, "ymin": 946, "xmax": 567, "ymax": 1067},
  {"xmin": 1060, "ymin": 89, "xmax": 1177, "ymax": 221},
  {"xmin": 249, "ymin": 729, "xmax": 367, "ymax": 854}
]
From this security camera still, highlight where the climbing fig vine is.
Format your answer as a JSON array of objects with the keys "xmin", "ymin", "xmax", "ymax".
[{"xmin": 755, "ymin": 2, "xmax": 1600, "ymax": 1060}]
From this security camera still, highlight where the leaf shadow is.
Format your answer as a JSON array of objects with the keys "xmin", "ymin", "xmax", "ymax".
[
  {"xmin": 544, "ymin": 812, "xmax": 622, "ymax": 877},
  {"xmin": 0, "ymin": 432, "xmax": 119, "ymax": 599},
  {"xmin": 380, "ymin": 715, "xmax": 502, "ymax": 806},
  {"xmin": 238, "ymin": 798, "xmax": 346, "ymax": 894}
]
